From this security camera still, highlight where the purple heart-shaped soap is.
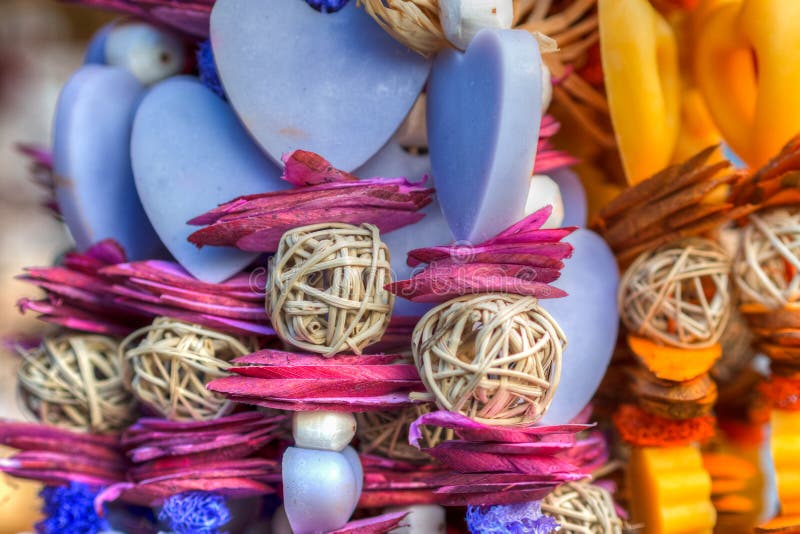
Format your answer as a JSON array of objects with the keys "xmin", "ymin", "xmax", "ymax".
[
  {"xmin": 131, "ymin": 77, "xmax": 288, "ymax": 283},
  {"xmin": 53, "ymin": 65, "xmax": 163, "ymax": 260},
  {"xmin": 210, "ymin": 0, "xmax": 431, "ymax": 171},
  {"xmin": 427, "ymin": 29, "xmax": 543, "ymax": 242},
  {"xmin": 539, "ymin": 229, "xmax": 619, "ymax": 425}
]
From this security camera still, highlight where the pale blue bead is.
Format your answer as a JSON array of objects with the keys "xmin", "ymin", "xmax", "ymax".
[
  {"xmin": 131, "ymin": 76, "xmax": 288, "ymax": 283},
  {"xmin": 209, "ymin": 0, "xmax": 431, "ymax": 171},
  {"xmin": 539, "ymin": 229, "xmax": 619, "ymax": 425},
  {"xmin": 53, "ymin": 65, "xmax": 164, "ymax": 260},
  {"xmin": 551, "ymin": 168, "xmax": 587, "ymax": 228},
  {"xmin": 282, "ymin": 447, "xmax": 358, "ymax": 534},
  {"xmin": 341, "ymin": 445, "xmax": 363, "ymax": 499},
  {"xmin": 427, "ymin": 29, "xmax": 542, "ymax": 242}
]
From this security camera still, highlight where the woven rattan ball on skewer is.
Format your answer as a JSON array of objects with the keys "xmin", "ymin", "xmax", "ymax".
[
  {"xmin": 542, "ymin": 481, "xmax": 623, "ymax": 534},
  {"xmin": 356, "ymin": 404, "xmax": 451, "ymax": 462},
  {"xmin": 619, "ymin": 238, "xmax": 732, "ymax": 349},
  {"xmin": 121, "ymin": 317, "xmax": 255, "ymax": 421},
  {"xmin": 411, "ymin": 293, "xmax": 565, "ymax": 426},
  {"xmin": 17, "ymin": 335, "xmax": 136, "ymax": 433},
  {"xmin": 267, "ymin": 223, "xmax": 394, "ymax": 356},
  {"xmin": 734, "ymin": 207, "xmax": 800, "ymax": 309}
]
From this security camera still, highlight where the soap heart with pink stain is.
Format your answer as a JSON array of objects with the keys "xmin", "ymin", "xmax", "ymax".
[
  {"xmin": 210, "ymin": 0, "xmax": 431, "ymax": 171},
  {"xmin": 427, "ymin": 29, "xmax": 543, "ymax": 243},
  {"xmin": 131, "ymin": 77, "xmax": 288, "ymax": 283}
]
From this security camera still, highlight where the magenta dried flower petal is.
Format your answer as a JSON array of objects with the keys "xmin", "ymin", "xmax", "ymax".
[{"xmin": 330, "ymin": 511, "xmax": 409, "ymax": 534}]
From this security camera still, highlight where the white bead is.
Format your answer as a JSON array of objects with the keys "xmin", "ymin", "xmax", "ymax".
[
  {"xmin": 282, "ymin": 447, "xmax": 358, "ymax": 534},
  {"xmin": 292, "ymin": 411, "xmax": 356, "ymax": 452},
  {"xmin": 541, "ymin": 62, "xmax": 553, "ymax": 113},
  {"xmin": 386, "ymin": 504, "xmax": 447, "ymax": 534},
  {"xmin": 525, "ymin": 175, "xmax": 564, "ymax": 228},
  {"xmin": 105, "ymin": 22, "xmax": 185, "ymax": 85},
  {"xmin": 439, "ymin": 0, "xmax": 514, "ymax": 50}
]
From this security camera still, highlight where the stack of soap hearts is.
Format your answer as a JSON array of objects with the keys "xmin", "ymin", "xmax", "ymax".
[{"xmin": 96, "ymin": 412, "xmax": 285, "ymax": 510}]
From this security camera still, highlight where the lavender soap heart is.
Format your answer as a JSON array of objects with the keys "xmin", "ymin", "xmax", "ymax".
[
  {"xmin": 131, "ymin": 77, "xmax": 288, "ymax": 283},
  {"xmin": 210, "ymin": 0, "xmax": 431, "ymax": 171},
  {"xmin": 427, "ymin": 29, "xmax": 543, "ymax": 243},
  {"xmin": 53, "ymin": 65, "xmax": 163, "ymax": 260}
]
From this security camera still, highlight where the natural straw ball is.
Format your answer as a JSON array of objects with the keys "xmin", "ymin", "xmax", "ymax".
[
  {"xmin": 619, "ymin": 238, "xmax": 732, "ymax": 349},
  {"xmin": 267, "ymin": 223, "xmax": 394, "ymax": 356},
  {"xmin": 356, "ymin": 404, "xmax": 452, "ymax": 462},
  {"xmin": 357, "ymin": 0, "xmax": 448, "ymax": 56},
  {"xmin": 735, "ymin": 207, "xmax": 800, "ymax": 309},
  {"xmin": 17, "ymin": 335, "xmax": 136, "ymax": 433},
  {"xmin": 542, "ymin": 481, "xmax": 624, "ymax": 534},
  {"xmin": 120, "ymin": 317, "xmax": 255, "ymax": 421},
  {"xmin": 412, "ymin": 293, "xmax": 565, "ymax": 426}
]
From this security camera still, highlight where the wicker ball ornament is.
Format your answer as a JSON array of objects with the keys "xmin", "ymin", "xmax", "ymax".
[
  {"xmin": 267, "ymin": 223, "xmax": 394, "ymax": 356},
  {"xmin": 735, "ymin": 207, "xmax": 800, "ymax": 309},
  {"xmin": 17, "ymin": 335, "xmax": 136, "ymax": 433},
  {"xmin": 619, "ymin": 238, "xmax": 732, "ymax": 349},
  {"xmin": 412, "ymin": 293, "xmax": 565, "ymax": 426},
  {"xmin": 542, "ymin": 481, "xmax": 623, "ymax": 534},
  {"xmin": 121, "ymin": 318, "xmax": 254, "ymax": 421},
  {"xmin": 356, "ymin": 404, "xmax": 451, "ymax": 462}
]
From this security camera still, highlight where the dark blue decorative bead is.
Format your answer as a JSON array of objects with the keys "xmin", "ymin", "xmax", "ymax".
[
  {"xmin": 36, "ymin": 483, "xmax": 109, "ymax": 534},
  {"xmin": 196, "ymin": 40, "xmax": 226, "ymax": 99},
  {"xmin": 304, "ymin": 0, "xmax": 350, "ymax": 13},
  {"xmin": 159, "ymin": 491, "xmax": 231, "ymax": 534}
]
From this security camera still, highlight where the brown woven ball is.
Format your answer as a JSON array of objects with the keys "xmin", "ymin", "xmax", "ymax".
[
  {"xmin": 17, "ymin": 335, "xmax": 136, "ymax": 433},
  {"xmin": 619, "ymin": 238, "xmax": 732, "ymax": 349},
  {"xmin": 267, "ymin": 223, "xmax": 394, "ymax": 356},
  {"xmin": 542, "ymin": 481, "xmax": 623, "ymax": 534},
  {"xmin": 735, "ymin": 207, "xmax": 800, "ymax": 309},
  {"xmin": 121, "ymin": 317, "xmax": 255, "ymax": 421},
  {"xmin": 356, "ymin": 404, "xmax": 451, "ymax": 462},
  {"xmin": 411, "ymin": 293, "xmax": 565, "ymax": 426}
]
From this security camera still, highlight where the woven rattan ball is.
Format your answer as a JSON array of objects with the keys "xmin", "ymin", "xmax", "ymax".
[
  {"xmin": 411, "ymin": 293, "xmax": 565, "ymax": 426},
  {"xmin": 735, "ymin": 207, "xmax": 800, "ymax": 309},
  {"xmin": 356, "ymin": 404, "xmax": 451, "ymax": 462},
  {"xmin": 121, "ymin": 317, "xmax": 254, "ymax": 421},
  {"xmin": 619, "ymin": 238, "xmax": 732, "ymax": 349},
  {"xmin": 267, "ymin": 223, "xmax": 394, "ymax": 356},
  {"xmin": 17, "ymin": 335, "xmax": 136, "ymax": 433},
  {"xmin": 542, "ymin": 482, "xmax": 623, "ymax": 534}
]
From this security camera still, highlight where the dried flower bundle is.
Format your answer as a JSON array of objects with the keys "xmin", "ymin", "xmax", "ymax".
[
  {"xmin": 188, "ymin": 150, "xmax": 434, "ymax": 252},
  {"xmin": 729, "ymin": 134, "xmax": 800, "ymax": 211},
  {"xmin": 17, "ymin": 240, "xmax": 272, "ymax": 336},
  {"xmin": 207, "ymin": 349, "xmax": 426, "ymax": 412},
  {"xmin": 389, "ymin": 206, "xmax": 574, "ymax": 302}
]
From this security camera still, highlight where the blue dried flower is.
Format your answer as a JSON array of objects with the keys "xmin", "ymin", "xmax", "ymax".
[
  {"xmin": 466, "ymin": 501, "xmax": 560, "ymax": 534},
  {"xmin": 159, "ymin": 491, "xmax": 231, "ymax": 534},
  {"xmin": 305, "ymin": 0, "xmax": 350, "ymax": 13},
  {"xmin": 36, "ymin": 483, "xmax": 109, "ymax": 534},
  {"xmin": 197, "ymin": 40, "xmax": 226, "ymax": 99}
]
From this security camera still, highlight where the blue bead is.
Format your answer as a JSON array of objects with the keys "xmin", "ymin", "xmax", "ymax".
[{"xmin": 304, "ymin": 0, "xmax": 350, "ymax": 13}]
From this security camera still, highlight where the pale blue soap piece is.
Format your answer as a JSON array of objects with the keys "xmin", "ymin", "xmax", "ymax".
[
  {"xmin": 84, "ymin": 23, "xmax": 114, "ymax": 64},
  {"xmin": 427, "ymin": 29, "xmax": 543, "ymax": 243},
  {"xmin": 210, "ymin": 0, "xmax": 431, "ymax": 172},
  {"xmin": 539, "ymin": 229, "xmax": 619, "ymax": 426},
  {"xmin": 131, "ymin": 77, "xmax": 288, "ymax": 283},
  {"xmin": 341, "ymin": 445, "xmax": 364, "ymax": 498},
  {"xmin": 551, "ymin": 168, "xmax": 588, "ymax": 227},
  {"xmin": 282, "ymin": 447, "xmax": 359, "ymax": 534},
  {"xmin": 53, "ymin": 65, "xmax": 163, "ymax": 260}
]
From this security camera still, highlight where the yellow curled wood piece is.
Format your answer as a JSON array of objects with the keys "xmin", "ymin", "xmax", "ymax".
[
  {"xmin": 695, "ymin": 0, "xmax": 800, "ymax": 168},
  {"xmin": 599, "ymin": 0, "xmax": 681, "ymax": 185}
]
